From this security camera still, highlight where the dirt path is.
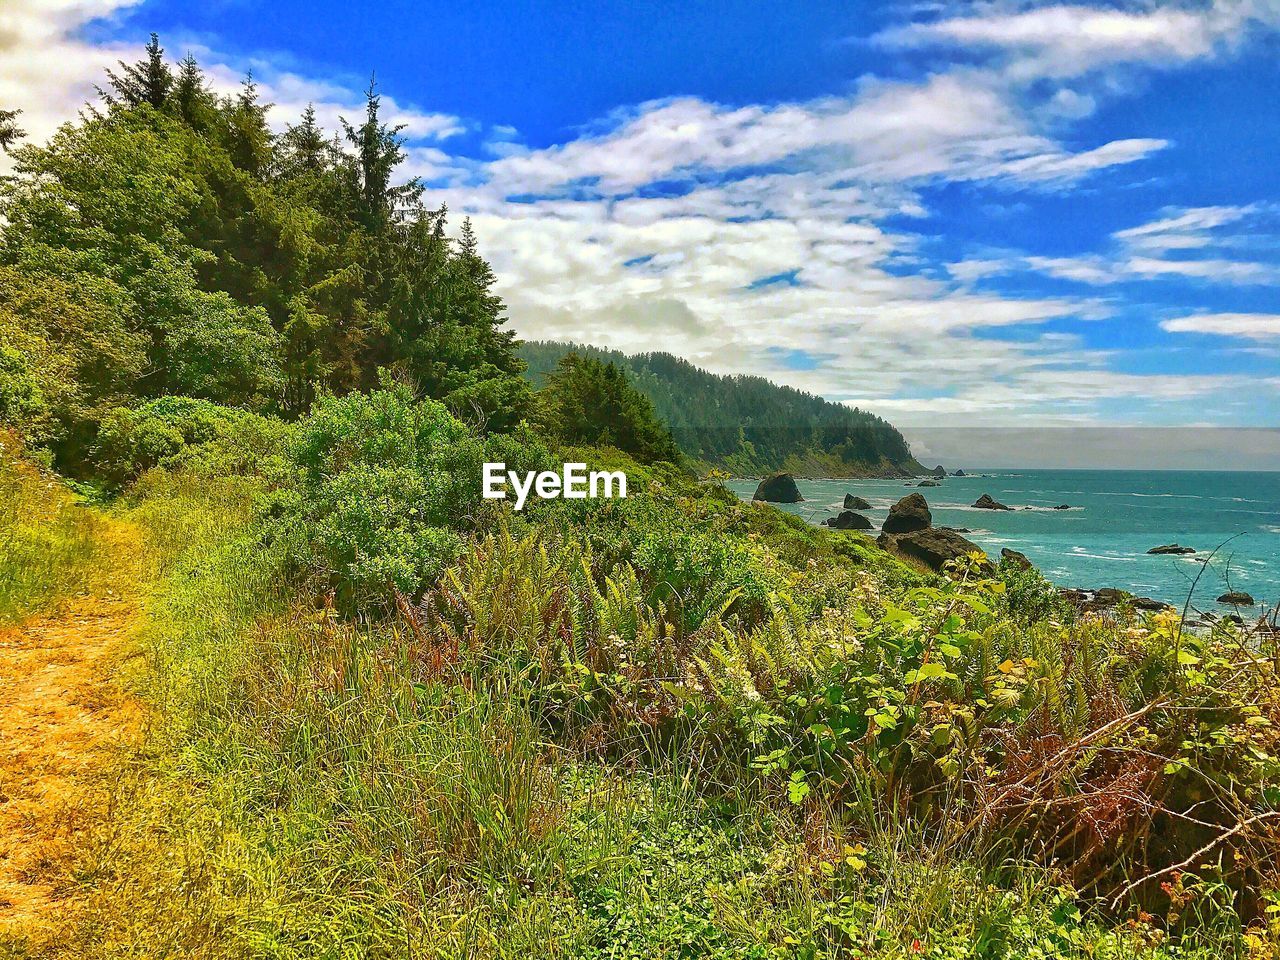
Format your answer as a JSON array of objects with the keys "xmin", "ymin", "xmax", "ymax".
[{"xmin": 0, "ymin": 520, "xmax": 143, "ymax": 936}]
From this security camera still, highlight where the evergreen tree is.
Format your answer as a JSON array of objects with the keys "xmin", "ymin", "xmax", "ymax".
[
  {"xmin": 101, "ymin": 33, "xmax": 173, "ymax": 110},
  {"xmin": 280, "ymin": 104, "xmax": 329, "ymax": 176},
  {"xmin": 535, "ymin": 353, "xmax": 679, "ymax": 464},
  {"xmin": 341, "ymin": 78, "xmax": 423, "ymax": 230},
  {"xmin": 222, "ymin": 74, "xmax": 273, "ymax": 176},
  {"xmin": 173, "ymin": 53, "xmax": 218, "ymax": 131}
]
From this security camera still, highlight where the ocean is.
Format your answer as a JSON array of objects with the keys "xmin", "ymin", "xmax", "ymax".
[{"xmin": 726, "ymin": 470, "xmax": 1280, "ymax": 614}]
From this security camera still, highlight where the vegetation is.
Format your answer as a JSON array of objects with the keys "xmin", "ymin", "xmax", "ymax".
[
  {"xmin": 533, "ymin": 352, "xmax": 680, "ymax": 464},
  {"xmin": 2, "ymin": 37, "xmax": 1279, "ymax": 960},
  {"xmin": 520, "ymin": 340, "xmax": 920, "ymax": 476},
  {"xmin": 0, "ymin": 35, "xmax": 527, "ymax": 477},
  {"xmin": 0, "ymin": 432, "xmax": 106, "ymax": 624}
]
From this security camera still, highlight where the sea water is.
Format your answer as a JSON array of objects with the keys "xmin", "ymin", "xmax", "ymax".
[{"xmin": 727, "ymin": 470, "xmax": 1280, "ymax": 614}]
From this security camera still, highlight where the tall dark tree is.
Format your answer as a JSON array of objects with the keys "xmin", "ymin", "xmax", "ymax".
[
  {"xmin": 222, "ymin": 74, "xmax": 273, "ymax": 177},
  {"xmin": 101, "ymin": 33, "xmax": 173, "ymax": 110},
  {"xmin": 341, "ymin": 78, "xmax": 422, "ymax": 230},
  {"xmin": 279, "ymin": 104, "xmax": 329, "ymax": 176},
  {"xmin": 173, "ymin": 53, "xmax": 218, "ymax": 131},
  {"xmin": 535, "ymin": 353, "xmax": 679, "ymax": 464}
]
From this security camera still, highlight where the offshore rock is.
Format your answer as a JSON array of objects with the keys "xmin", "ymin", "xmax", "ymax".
[
  {"xmin": 882, "ymin": 493, "xmax": 931, "ymax": 534},
  {"xmin": 753, "ymin": 473, "xmax": 803, "ymax": 503}
]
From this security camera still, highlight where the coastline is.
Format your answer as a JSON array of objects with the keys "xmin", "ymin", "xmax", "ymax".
[{"xmin": 728, "ymin": 470, "xmax": 1278, "ymax": 619}]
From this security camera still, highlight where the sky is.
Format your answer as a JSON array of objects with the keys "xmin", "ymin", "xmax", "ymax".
[{"xmin": 2, "ymin": 0, "xmax": 1279, "ymax": 467}]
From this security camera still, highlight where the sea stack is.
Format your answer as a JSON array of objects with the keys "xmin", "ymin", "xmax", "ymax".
[
  {"xmin": 825, "ymin": 510, "xmax": 873, "ymax": 530},
  {"xmin": 973, "ymin": 493, "xmax": 1013, "ymax": 511},
  {"xmin": 844, "ymin": 494, "xmax": 872, "ymax": 510},
  {"xmin": 882, "ymin": 492, "xmax": 931, "ymax": 533},
  {"xmin": 753, "ymin": 473, "xmax": 803, "ymax": 503},
  {"xmin": 1000, "ymin": 548, "xmax": 1033, "ymax": 571},
  {"xmin": 1147, "ymin": 544, "xmax": 1196, "ymax": 555}
]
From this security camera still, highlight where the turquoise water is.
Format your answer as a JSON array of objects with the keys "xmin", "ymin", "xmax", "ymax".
[{"xmin": 727, "ymin": 470, "xmax": 1280, "ymax": 613}]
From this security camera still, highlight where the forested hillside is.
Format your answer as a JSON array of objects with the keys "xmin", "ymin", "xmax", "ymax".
[{"xmin": 520, "ymin": 340, "xmax": 923, "ymax": 476}]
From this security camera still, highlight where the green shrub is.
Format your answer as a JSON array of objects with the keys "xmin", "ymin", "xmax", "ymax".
[
  {"xmin": 268, "ymin": 383, "xmax": 550, "ymax": 610},
  {"xmin": 94, "ymin": 396, "xmax": 280, "ymax": 486}
]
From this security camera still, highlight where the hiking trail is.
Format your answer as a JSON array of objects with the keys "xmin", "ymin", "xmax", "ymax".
[{"xmin": 0, "ymin": 517, "xmax": 143, "ymax": 935}]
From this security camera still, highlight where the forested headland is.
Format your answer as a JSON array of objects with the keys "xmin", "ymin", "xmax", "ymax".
[
  {"xmin": 520, "ymin": 341, "xmax": 923, "ymax": 477},
  {"xmin": 2, "ymin": 38, "xmax": 1279, "ymax": 960}
]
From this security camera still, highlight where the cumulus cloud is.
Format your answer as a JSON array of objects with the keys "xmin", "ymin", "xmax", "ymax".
[{"xmin": 0, "ymin": 0, "xmax": 142, "ymax": 163}]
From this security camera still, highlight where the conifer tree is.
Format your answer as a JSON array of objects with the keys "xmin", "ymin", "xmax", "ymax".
[
  {"xmin": 223, "ymin": 74, "xmax": 273, "ymax": 176},
  {"xmin": 280, "ymin": 104, "xmax": 329, "ymax": 175},
  {"xmin": 173, "ymin": 53, "xmax": 217, "ymax": 130},
  {"xmin": 102, "ymin": 33, "xmax": 173, "ymax": 110},
  {"xmin": 341, "ymin": 78, "xmax": 423, "ymax": 230}
]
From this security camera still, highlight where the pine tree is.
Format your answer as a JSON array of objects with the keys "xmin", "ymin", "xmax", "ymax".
[
  {"xmin": 0, "ymin": 109, "xmax": 24, "ymax": 153},
  {"xmin": 281, "ymin": 104, "xmax": 329, "ymax": 175},
  {"xmin": 341, "ymin": 77, "xmax": 423, "ymax": 230},
  {"xmin": 101, "ymin": 33, "xmax": 173, "ymax": 110},
  {"xmin": 222, "ymin": 74, "xmax": 273, "ymax": 176},
  {"xmin": 173, "ymin": 53, "xmax": 217, "ymax": 130}
]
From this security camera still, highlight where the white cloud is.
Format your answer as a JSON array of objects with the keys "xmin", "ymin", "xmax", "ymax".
[
  {"xmin": 875, "ymin": 1, "xmax": 1280, "ymax": 79},
  {"xmin": 0, "ymin": 0, "xmax": 142, "ymax": 169},
  {"xmin": 483, "ymin": 73, "xmax": 1165, "ymax": 198},
  {"xmin": 1162, "ymin": 313, "xmax": 1280, "ymax": 339},
  {"xmin": 1113, "ymin": 204, "xmax": 1258, "ymax": 250}
]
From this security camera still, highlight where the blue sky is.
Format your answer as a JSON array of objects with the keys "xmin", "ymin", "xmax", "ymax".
[{"xmin": 4, "ymin": 0, "xmax": 1280, "ymax": 464}]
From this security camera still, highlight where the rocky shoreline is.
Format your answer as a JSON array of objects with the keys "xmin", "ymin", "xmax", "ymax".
[{"xmin": 748, "ymin": 472, "xmax": 1270, "ymax": 624}]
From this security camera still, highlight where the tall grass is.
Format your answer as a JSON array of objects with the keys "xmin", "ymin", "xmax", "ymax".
[{"xmin": 0, "ymin": 432, "xmax": 108, "ymax": 624}]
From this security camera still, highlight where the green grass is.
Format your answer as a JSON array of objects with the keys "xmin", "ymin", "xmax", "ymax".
[{"xmin": 0, "ymin": 432, "xmax": 109, "ymax": 624}]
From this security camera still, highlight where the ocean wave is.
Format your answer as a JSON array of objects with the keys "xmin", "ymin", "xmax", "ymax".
[
  {"xmin": 1070, "ymin": 547, "xmax": 1138, "ymax": 562},
  {"xmin": 1092, "ymin": 491, "xmax": 1204, "ymax": 500}
]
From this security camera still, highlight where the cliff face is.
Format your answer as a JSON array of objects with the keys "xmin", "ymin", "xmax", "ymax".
[{"xmin": 518, "ymin": 341, "xmax": 920, "ymax": 477}]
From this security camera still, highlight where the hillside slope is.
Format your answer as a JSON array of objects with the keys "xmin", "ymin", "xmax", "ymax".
[{"xmin": 518, "ymin": 341, "xmax": 925, "ymax": 477}]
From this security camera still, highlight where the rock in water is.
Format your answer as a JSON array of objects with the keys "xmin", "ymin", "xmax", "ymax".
[
  {"xmin": 973, "ymin": 493, "xmax": 1012, "ymax": 511},
  {"xmin": 929, "ymin": 465, "xmax": 946, "ymax": 477},
  {"xmin": 1000, "ymin": 548, "xmax": 1033, "ymax": 571},
  {"xmin": 1147, "ymin": 544, "xmax": 1196, "ymax": 555},
  {"xmin": 1053, "ymin": 504, "xmax": 1072, "ymax": 510},
  {"xmin": 878, "ymin": 528, "xmax": 992, "ymax": 575},
  {"xmin": 917, "ymin": 479, "xmax": 941, "ymax": 487},
  {"xmin": 753, "ymin": 473, "xmax": 803, "ymax": 503},
  {"xmin": 882, "ymin": 493, "xmax": 931, "ymax": 534},
  {"xmin": 844, "ymin": 494, "xmax": 872, "ymax": 510},
  {"xmin": 953, "ymin": 469, "xmax": 966, "ymax": 477},
  {"xmin": 824, "ymin": 510, "xmax": 873, "ymax": 530},
  {"xmin": 1217, "ymin": 591, "xmax": 1255, "ymax": 606}
]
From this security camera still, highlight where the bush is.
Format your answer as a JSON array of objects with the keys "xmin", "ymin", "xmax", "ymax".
[
  {"xmin": 269, "ymin": 384, "xmax": 550, "ymax": 610},
  {"xmin": 93, "ymin": 396, "xmax": 280, "ymax": 486}
]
